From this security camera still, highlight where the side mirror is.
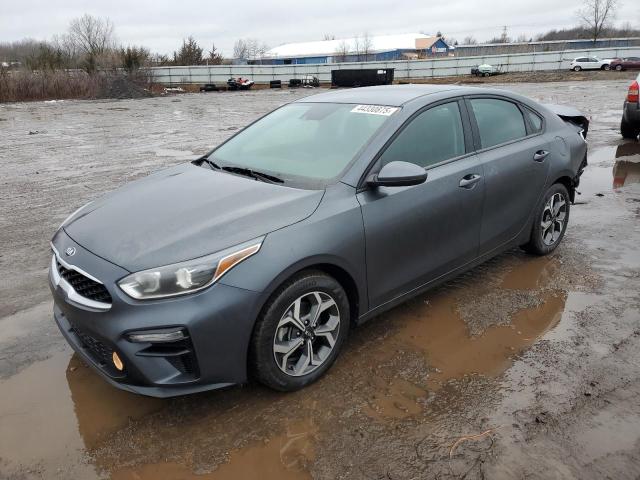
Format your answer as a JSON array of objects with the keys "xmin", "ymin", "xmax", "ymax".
[{"xmin": 367, "ymin": 161, "xmax": 428, "ymax": 188}]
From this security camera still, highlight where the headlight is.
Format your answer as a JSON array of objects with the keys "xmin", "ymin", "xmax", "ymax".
[{"xmin": 118, "ymin": 239, "xmax": 263, "ymax": 300}]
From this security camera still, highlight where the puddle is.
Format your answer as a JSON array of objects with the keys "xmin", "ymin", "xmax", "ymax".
[
  {"xmin": 66, "ymin": 355, "xmax": 164, "ymax": 449},
  {"xmin": 500, "ymin": 256, "xmax": 558, "ymax": 290},
  {"xmin": 111, "ymin": 419, "xmax": 316, "ymax": 480},
  {"xmin": 0, "ymin": 351, "xmax": 163, "ymax": 479},
  {"xmin": 364, "ymin": 275, "xmax": 567, "ymax": 421},
  {"xmin": 394, "ymin": 290, "xmax": 566, "ymax": 385},
  {"xmin": 579, "ymin": 142, "xmax": 640, "ymax": 195}
]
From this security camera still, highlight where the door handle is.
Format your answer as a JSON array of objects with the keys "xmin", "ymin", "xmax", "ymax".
[
  {"xmin": 533, "ymin": 150, "xmax": 550, "ymax": 162},
  {"xmin": 459, "ymin": 174, "xmax": 482, "ymax": 189}
]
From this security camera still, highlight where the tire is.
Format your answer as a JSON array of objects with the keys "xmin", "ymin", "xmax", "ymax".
[
  {"xmin": 250, "ymin": 270, "xmax": 350, "ymax": 391},
  {"xmin": 483, "ymin": 72, "xmax": 490, "ymax": 77},
  {"xmin": 522, "ymin": 183, "xmax": 570, "ymax": 256},
  {"xmin": 573, "ymin": 66, "xmax": 581, "ymax": 72},
  {"xmin": 602, "ymin": 64, "xmax": 610, "ymax": 71},
  {"xmin": 615, "ymin": 64, "xmax": 623, "ymax": 71},
  {"xmin": 621, "ymin": 117, "xmax": 640, "ymax": 139}
]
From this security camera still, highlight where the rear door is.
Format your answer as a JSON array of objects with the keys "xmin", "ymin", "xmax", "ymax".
[
  {"xmin": 588, "ymin": 57, "xmax": 601, "ymax": 69},
  {"xmin": 466, "ymin": 97, "xmax": 551, "ymax": 255},
  {"xmin": 357, "ymin": 99, "xmax": 484, "ymax": 308}
]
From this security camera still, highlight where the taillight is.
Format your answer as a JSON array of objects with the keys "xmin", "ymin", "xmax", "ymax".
[{"xmin": 628, "ymin": 80, "xmax": 639, "ymax": 102}]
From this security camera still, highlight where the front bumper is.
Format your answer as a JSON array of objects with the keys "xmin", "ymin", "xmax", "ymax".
[{"xmin": 49, "ymin": 229, "xmax": 267, "ymax": 397}]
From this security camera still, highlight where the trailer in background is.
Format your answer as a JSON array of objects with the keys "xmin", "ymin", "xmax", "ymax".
[{"xmin": 331, "ymin": 68, "xmax": 394, "ymax": 87}]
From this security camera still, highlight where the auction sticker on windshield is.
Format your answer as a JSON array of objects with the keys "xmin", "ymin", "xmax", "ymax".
[{"xmin": 351, "ymin": 105, "xmax": 399, "ymax": 116}]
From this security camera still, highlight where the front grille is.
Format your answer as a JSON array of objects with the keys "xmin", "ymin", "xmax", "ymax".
[
  {"xmin": 57, "ymin": 260, "xmax": 112, "ymax": 304},
  {"xmin": 72, "ymin": 325, "xmax": 113, "ymax": 364}
]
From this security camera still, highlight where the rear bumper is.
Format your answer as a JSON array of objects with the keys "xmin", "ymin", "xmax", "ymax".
[
  {"xmin": 623, "ymin": 101, "xmax": 640, "ymax": 125},
  {"xmin": 49, "ymin": 229, "xmax": 268, "ymax": 398}
]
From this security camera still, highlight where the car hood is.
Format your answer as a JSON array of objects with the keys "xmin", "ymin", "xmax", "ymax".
[{"xmin": 64, "ymin": 163, "xmax": 324, "ymax": 272}]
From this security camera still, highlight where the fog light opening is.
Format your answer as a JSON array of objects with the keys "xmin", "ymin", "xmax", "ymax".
[{"xmin": 112, "ymin": 351, "xmax": 124, "ymax": 371}]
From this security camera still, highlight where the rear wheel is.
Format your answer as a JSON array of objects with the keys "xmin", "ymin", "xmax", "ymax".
[
  {"xmin": 621, "ymin": 118, "xmax": 640, "ymax": 139},
  {"xmin": 522, "ymin": 183, "xmax": 570, "ymax": 256},
  {"xmin": 615, "ymin": 64, "xmax": 623, "ymax": 71},
  {"xmin": 250, "ymin": 271, "xmax": 350, "ymax": 391}
]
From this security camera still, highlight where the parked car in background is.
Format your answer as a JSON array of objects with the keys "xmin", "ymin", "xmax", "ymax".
[
  {"xmin": 569, "ymin": 57, "xmax": 610, "ymax": 71},
  {"xmin": 471, "ymin": 64, "xmax": 501, "ymax": 77},
  {"xmin": 199, "ymin": 83, "xmax": 218, "ymax": 92},
  {"xmin": 50, "ymin": 85, "xmax": 589, "ymax": 397},
  {"xmin": 610, "ymin": 57, "xmax": 640, "ymax": 71},
  {"xmin": 621, "ymin": 73, "xmax": 640, "ymax": 139},
  {"xmin": 227, "ymin": 77, "xmax": 254, "ymax": 90}
]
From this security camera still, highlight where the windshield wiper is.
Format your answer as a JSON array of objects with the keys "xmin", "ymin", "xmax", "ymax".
[
  {"xmin": 200, "ymin": 157, "xmax": 221, "ymax": 170},
  {"xmin": 221, "ymin": 166, "xmax": 284, "ymax": 184}
]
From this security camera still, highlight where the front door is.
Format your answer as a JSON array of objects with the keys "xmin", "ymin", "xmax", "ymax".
[{"xmin": 357, "ymin": 100, "xmax": 484, "ymax": 309}]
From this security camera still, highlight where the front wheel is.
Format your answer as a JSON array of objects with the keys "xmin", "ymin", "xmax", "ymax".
[
  {"xmin": 615, "ymin": 64, "xmax": 623, "ymax": 71},
  {"xmin": 250, "ymin": 271, "xmax": 350, "ymax": 391},
  {"xmin": 522, "ymin": 183, "xmax": 570, "ymax": 256},
  {"xmin": 602, "ymin": 64, "xmax": 611, "ymax": 71},
  {"xmin": 573, "ymin": 66, "xmax": 582, "ymax": 72}
]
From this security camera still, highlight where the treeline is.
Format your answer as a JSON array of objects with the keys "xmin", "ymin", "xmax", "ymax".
[{"xmin": 536, "ymin": 24, "xmax": 640, "ymax": 42}]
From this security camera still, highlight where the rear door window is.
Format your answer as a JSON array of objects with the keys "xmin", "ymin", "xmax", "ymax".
[
  {"xmin": 379, "ymin": 101, "xmax": 466, "ymax": 169},
  {"xmin": 470, "ymin": 98, "xmax": 527, "ymax": 148}
]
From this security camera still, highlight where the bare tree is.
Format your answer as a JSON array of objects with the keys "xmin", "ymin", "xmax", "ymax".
[
  {"xmin": 360, "ymin": 32, "xmax": 373, "ymax": 61},
  {"xmin": 67, "ymin": 14, "xmax": 115, "ymax": 72},
  {"xmin": 323, "ymin": 34, "xmax": 336, "ymax": 40},
  {"xmin": 233, "ymin": 39, "xmax": 248, "ymax": 59},
  {"xmin": 577, "ymin": 0, "xmax": 618, "ymax": 43},
  {"xmin": 233, "ymin": 38, "xmax": 268, "ymax": 61},
  {"xmin": 334, "ymin": 40, "xmax": 349, "ymax": 62},
  {"xmin": 462, "ymin": 36, "xmax": 478, "ymax": 45}
]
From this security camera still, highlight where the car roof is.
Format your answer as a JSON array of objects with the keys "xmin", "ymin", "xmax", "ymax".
[{"xmin": 295, "ymin": 84, "xmax": 476, "ymax": 107}]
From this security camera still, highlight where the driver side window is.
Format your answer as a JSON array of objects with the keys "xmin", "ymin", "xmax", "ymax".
[{"xmin": 379, "ymin": 102, "xmax": 466, "ymax": 169}]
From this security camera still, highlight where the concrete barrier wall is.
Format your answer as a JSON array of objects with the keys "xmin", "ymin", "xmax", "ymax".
[{"xmin": 149, "ymin": 47, "xmax": 640, "ymax": 85}]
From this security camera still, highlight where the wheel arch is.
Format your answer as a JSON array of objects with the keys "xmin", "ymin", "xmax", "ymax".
[
  {"xmin": 552, "ymin": 175, "xmax": 576, "ymax": 202},
  {"xmin": 257, "ymin": 256, "xmax": 366, "ymax": 327}
]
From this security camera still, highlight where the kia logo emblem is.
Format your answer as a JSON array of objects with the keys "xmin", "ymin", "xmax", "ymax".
[{"xmin": 65, "ymin": 247, "xmax": 76, "ymax": 257}]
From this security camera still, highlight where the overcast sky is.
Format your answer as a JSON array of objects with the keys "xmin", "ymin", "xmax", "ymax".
[{"xmin": 1, "ymin": 0, "xmax": 638, "ymax": 56}]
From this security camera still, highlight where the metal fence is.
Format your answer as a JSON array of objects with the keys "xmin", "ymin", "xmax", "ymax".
[{"xmin": 149, "ymin": 46, "xmax": 640, "ymax": 85}]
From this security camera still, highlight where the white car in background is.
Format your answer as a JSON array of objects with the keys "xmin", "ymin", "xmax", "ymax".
[{"xmin": 569, "ymin": 56, "xmax": 611, "ymax": 71}]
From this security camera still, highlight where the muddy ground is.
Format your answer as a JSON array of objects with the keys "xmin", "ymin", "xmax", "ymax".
[{"xmin": 0, "ymin": 80, "xmax": 639, "ymax": 479}]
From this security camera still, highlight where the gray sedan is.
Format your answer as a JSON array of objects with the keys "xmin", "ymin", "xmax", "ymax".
[{"xmin": 49, "ymin": 85, "xmax": 588, "ymax": 397}]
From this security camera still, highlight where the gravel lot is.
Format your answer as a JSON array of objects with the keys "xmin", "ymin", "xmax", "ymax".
[{"xmin": 0, "ymin": 80, "xmax": 639, "ymax": 480}]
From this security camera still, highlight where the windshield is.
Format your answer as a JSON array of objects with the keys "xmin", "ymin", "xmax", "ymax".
[{"xmin": 210, "ymin": 102, "xmax": 396, "ymax": 187}]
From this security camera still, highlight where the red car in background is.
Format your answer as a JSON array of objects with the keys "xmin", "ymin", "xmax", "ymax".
[{"xmin": 610, "ymin": 57, "xmax": 640, "ymax": 71}]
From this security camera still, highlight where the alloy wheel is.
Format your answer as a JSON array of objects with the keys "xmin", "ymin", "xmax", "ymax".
[
  {"xmin": 541, "ymin": 192, "xmax": 567, "ymax": 246},
  {"xmin": 273, "ymin": 291, "xmax": 341, "ymax": 377}
]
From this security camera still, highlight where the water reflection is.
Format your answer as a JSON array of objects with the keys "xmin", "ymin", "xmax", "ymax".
[{"xmin": 613, "ymin": 142, "xmax": 640, "ymax": 188}]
